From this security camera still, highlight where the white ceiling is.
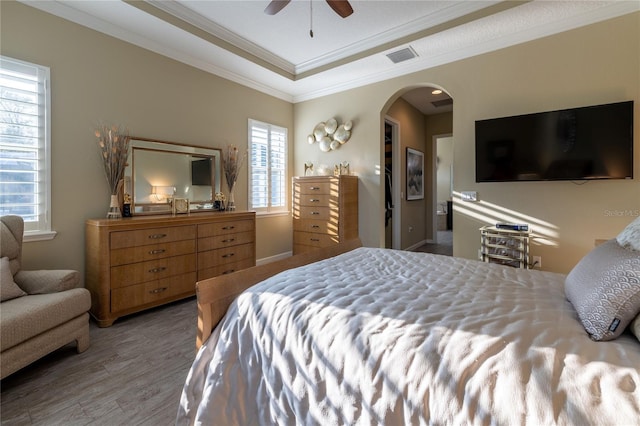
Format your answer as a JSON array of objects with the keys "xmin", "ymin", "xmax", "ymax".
[{"xmin": 22, "ymin": 0, "xmax": 639, "ymax": 105}]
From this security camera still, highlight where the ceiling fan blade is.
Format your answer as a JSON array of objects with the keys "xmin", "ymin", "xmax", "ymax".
[
  {"xmin": 264, "ymin": 0, "xmax": 291, "ymax": 15},
  {"xmin": 326, "ymin": 0, "xmax": 353, "ymax": 18}
]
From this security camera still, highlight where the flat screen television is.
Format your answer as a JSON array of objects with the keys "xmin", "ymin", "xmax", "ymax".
[
  {"xmin": 475, "ymin": 100, "xmax": 634, "ymax": 182},
  {"xmin": 191, "ymin": 158, "xmax": 212, "ymax": 186}
]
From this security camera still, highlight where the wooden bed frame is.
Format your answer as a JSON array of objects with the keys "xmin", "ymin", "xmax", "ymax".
[{"xmin": 195, "ymin": 238, "xmax": 363, "ymax": 349}]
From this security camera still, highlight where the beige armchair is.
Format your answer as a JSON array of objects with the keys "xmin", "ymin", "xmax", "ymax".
[{"xmin": 0, "ymin": 215, "xmax": 91, "ymax": 379}]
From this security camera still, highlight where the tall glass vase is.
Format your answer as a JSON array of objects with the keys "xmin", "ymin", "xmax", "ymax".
[
  {"xmin": 107, "ymin": 194, "xmax": 122, "ymax": 219},
  {"xmin": 227, "ymin": 184, "xmax": 236, "ymax": 211}
]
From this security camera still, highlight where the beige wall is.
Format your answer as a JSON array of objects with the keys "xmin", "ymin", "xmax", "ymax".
[
  {"xmin": 295, "ymin": 13, "xmax": 639, "ymax": 273},
  {"xmin": 1, "ymin": 1, "xmax": 294, "ymax": 275}
]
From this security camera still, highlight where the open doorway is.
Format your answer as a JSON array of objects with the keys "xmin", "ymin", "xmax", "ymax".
[
  {"xmin": 384, "ymin": 117, "xmax": 401, "ymax": 249},
  {"xmin": 434, "ymin": 134, "xmax": 453, "ymax": 254},
  {"xmin": 382, "ymin": 85, "xmax": 453, "ymax": 254}
]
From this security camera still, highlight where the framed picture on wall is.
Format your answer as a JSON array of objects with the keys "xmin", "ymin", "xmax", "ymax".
[{"xmin": 406, "ymin": 147, "xmax": 424, "ymax": 200}]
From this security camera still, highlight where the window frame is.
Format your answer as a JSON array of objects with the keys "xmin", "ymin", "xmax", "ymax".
[
  {"xmin": 0, "ymin": 55, "xmax": 55, "ymax": 241},
  {"xmin": 248, "ymin": 119, "xmax": 288, "ymax": 216}
]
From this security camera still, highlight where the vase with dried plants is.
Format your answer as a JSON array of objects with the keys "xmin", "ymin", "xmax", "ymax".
[
  {"xmin": 222, "ymin": 144, "xmax": 247, "ymax": 211},
  {"xmin": 95, "ymin": 124, "xmax": 130, "ymax": 219}
]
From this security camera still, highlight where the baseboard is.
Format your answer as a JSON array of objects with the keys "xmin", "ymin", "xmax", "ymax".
[
  {"xmin": 256, "ymin": 251, "xmax": 293, "ymax": 266},
  {"xmin": 406, "ymin": 240, "xmax": 428, "ymax": 251}
]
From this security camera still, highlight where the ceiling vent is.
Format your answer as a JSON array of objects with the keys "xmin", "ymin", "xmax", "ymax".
[
  {"xmin": 386, "ymin": 47, "xmax": 418, "ymax": 64},
  {"xmin": 432, "ymin": 98, "xmax": 453, "ymax": 108}
]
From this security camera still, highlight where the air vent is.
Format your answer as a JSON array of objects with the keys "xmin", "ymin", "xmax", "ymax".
[
  {"xmin": 386, "ymin": 47, "xmax": 418, "ymax": 64},
  {"xmin": 432, "ymin": 98, "xmax": 453, "ymax": 108}
]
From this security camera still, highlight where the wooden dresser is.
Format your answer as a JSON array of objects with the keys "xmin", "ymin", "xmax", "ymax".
[
  {"xmin": 292, "ymin": 175, "xmax": 358, "ymax": 254},
  {"xmin": 85, "ymin": 211, "xmax": 255, "ymax": 327}
]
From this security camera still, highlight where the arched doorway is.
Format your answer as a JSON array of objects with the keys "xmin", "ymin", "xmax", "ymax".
[{"xmin": 381, "ymin": 85, "xmax": 453, "ymax": 253}]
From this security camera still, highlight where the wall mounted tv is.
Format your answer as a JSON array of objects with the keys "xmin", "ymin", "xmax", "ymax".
[{"xmin": 475, "ymin": 100, "xmax": 634, "ymax": 182}]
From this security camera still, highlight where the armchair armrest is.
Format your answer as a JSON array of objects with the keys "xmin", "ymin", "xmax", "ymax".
[{"xmin": 14, "ymin": 269, "xmax": 81, "ymax": 294}]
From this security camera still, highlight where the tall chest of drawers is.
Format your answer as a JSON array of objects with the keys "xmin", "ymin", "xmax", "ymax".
[
  {"xmin": 85, "ymin": 212, "xmax": 255, "ymax": 327},
  {"xmin": 292, "ymin": 175, "xmax": 358, "ymax": 254}
]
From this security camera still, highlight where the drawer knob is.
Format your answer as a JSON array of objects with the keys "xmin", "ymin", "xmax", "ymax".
[
  {"xmin": 222, "ymin": 253, "xmax": 235, "ymax": 258},
  {"xmin": 310, "ymin": 211, "xmax": 320, "ymax": 215},
  {"xmin": 222, "ymin": 238, "xmax": 236, "ymax": 243},
  {"xmin": 149, "ymin": 287, "xmax": 168, "ymax": 294},
  {"xmin": 311, "ymin": 225, "xmax": 320, "ymax": 229},
  {"xmin": 309, "ymin": 199, "xmax": 320, "ymax": 202},
  {"xmin": 310, "ymin": 238, "xmax": 320, "ymax": 242},
  {"xmin": 222, "ymin": 225, "xmax": 235, "ymax": 230},
  {"xmin": 149, "ymin": 267, "xmax": 166, "ymax": 273},
  {"xmin": 148, "ymin": 233, "xmax": 167, "ymax": 239},
  {"xmin": 309, "ymin": 186, "xmax": 320, "ymax": 190},
  {"xmin": 149, "ymin": 249, "xmax": 165, "ymax": 255},
  {"xmin": 222, "ymin": 269, "xmax": 235, "ymax": 275}
]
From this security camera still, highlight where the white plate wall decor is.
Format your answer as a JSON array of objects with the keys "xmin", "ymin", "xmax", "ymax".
[{"xmin": 307, "ymin": 117, "xmax": 353, "ymax": 152}]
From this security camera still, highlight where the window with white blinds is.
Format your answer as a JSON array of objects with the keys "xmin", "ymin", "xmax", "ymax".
[
  {"xmin": 0, "ymin": 56, "xmax": 52, "ymax": 237},
  {"xmin": 248, "ymin": 119, "xmax": 287, "ymax": 213}
]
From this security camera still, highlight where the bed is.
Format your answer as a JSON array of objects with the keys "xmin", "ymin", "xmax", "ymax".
[{"xmin": 177, "ymin": 236, "xmax": 640, "ymax": 425}]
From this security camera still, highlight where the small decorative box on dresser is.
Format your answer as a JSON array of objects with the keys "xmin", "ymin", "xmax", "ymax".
[
  {"xmin": 85, "ymin": 211, "xmax": 255, "ymax": 327},
  {"xmin": 292, "ymin": 175, "xmax": 358, "ymax": 255}
]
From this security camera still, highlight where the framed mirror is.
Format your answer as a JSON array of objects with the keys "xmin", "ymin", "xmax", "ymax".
[{"xmin": 124, "ymin": 138, "xmax": 222, "ymax": 215}]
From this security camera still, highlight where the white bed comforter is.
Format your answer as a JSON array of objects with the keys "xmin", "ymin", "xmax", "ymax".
[{"xmin": 177, "ymin": 248, "xmax": 640, "ymax": 425}]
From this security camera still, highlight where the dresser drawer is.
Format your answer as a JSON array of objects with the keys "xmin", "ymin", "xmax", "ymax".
[
  {"xmin": 198, "ymin": 231, "xmax": 254, "ymax": 252},
  {"xmin": 294, "ymin": 231, "xmax": 338, "ymax": 248},
  {"xmin": 294, "ymin": 181, "xmax": 333, "ymax": 195},
  {"xmin": 111, "ymin": 272, "xmax": 196, "ymax": 312},
  {"xmin": 296, "ymin": 206, "xmax": 333, "ymax": 221},
  {"xmin": 110, "ymin": 253, "xmax": 196, "ymax": 288},
  {"xmin": 198, "ymin": 220, "xmax": 254, "ymax": 238},
  {"xmin": 110, "ymin": 239, "xmax": 195, "ymax": 266},
  {"xmin": 198, "ymin": 258, "xmax": 256, "ymax": 281},
  {"xmin": 110, "ymin": 225, "xmax": 196, "ymax": 250},
  {"xmin": 198, "ymin": 243, "xmax": 254, "ymax": 270},
  {"xmin": 294, "ymin": 193, "xmax": 335, "ymax": 207},
  {"xmin": 293, "ymin": 219, "xmax": 338, "ymax": 236}
]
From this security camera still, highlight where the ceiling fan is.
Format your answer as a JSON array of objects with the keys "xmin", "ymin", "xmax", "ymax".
[{"xmin": 264, "ymin": 0, "xmax": 354, "ymax": 19}]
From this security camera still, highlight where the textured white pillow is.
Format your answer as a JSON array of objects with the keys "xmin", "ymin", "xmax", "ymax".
[
  {"xmin": 0, "ymin": 256, "xmax": 26, "ymax": 302},
  {"xmin": 565, "ymin": 239, "xmax": 640, "ymax": 341},
  {"xmin": 617, "ymin": 215, "xmax": 640, "ymax": 251}
]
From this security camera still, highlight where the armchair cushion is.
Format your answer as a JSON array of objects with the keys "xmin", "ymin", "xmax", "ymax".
[
  {"xmin": 14, "ymin": 269, "xmax": 81, "ymax": 294},
  {"xmin": 0, "ymin": 288, "xmax": 91, "ymax": 352},
  {"xmin": 1, "ymin": 257, "xmax": 26, "ymax": 302}
]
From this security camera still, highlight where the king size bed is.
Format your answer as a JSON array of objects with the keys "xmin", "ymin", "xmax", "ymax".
[{"xmin": 177, "ymin": 221, "xmax": 640, "ymax": 425}]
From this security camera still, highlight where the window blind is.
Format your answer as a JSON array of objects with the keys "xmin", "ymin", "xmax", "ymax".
[
  {"xmin": 249, "ymin": 119, "xmax": 287, "ymax": 213},
  {"xmin": 0, "ymin": 56, "xmax": 51, "ymax": 234}
]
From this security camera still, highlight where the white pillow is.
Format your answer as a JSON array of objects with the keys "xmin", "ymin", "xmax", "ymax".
[
  {"xmin": 617, "ymin": 215, "xmax": 640, "ymax": 251},
  {"xmin": 565, "ymin": 239, "xmax": 640, "ymax": 341},
  {"xmin": 1, "ymin": 256, "xmax": 26, "ymax": 302}
]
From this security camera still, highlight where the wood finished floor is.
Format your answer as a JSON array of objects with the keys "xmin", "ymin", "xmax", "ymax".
[
  {"xmin": 0, "ymin": 297, "xmax": 197, "ymax": 425},
  {"xmin": 414, "ymin": 230, "xmax": 453, "ymax": 256}
]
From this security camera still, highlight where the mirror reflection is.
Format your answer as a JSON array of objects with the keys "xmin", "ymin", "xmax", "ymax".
[{"xmin": 125, "ymin": 138, "xmax": 222, "ymax": 215}]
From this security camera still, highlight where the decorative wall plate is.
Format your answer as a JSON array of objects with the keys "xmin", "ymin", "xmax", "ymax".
[
  {"xmin": 334, "ymin": 125, "xmax": 351, "ymax": 143},
  {"xmin": 324, "ymin": 118, "xmax": 338, "ymax": 135},
  {"xmin": 313, "ymin": 122, "xmax": 327, "ymax": 141}
]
